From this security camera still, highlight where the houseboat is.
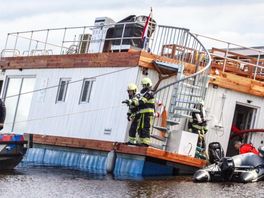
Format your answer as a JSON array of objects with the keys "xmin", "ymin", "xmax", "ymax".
[{"xmin": 0, "ymin": 14, "xmax": 263, "ymax": 177}]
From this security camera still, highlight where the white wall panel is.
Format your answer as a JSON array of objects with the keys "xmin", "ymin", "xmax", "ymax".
[{"xmin": 4, "ymin": 67, "xmax": 139, "ymax": 142}]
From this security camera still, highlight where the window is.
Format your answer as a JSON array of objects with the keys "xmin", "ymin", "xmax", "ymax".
[
  {"xmin": 79, "ymin": 79, "xmax": 94, "ymax": 103},
  {"xmin": 56, "ymin": 78, "xmax": 70, "ymax": 102},
  {"xmin": 3, "ymin": 76, "xmax": 35, "ymax": 132}
]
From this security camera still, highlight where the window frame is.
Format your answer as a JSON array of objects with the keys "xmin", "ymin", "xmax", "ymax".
[
  {"xmin": 56, "ymin": 78, "xmax": 71, "ymax": 103},
  {"xmin": 79, "ymin": 78, "xmax": 95, "ymax": 104}
]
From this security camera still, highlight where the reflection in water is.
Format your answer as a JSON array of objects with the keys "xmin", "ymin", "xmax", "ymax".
[{"xmin": 0, "ymin": 166, "xmax": 263, "ymax": 198}]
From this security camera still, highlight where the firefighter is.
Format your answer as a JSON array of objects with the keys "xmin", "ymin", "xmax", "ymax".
[
  {"xmin": 234, "ymin": 141, "xmax": 259, "ymax": 155},
  {"xmin": 122, "ymin": 83, "xmax": 140, "ymax": 145},
  {"xmin": 137, "ymin": 77, "xmax": 155, "ymax": 146},
  {"xmin": 188, "ymin": 100, "xmax": 208, "ymax": 158}
]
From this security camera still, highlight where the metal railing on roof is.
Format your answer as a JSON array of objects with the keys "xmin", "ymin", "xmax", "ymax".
[
  {"xmin": 1, "ymin": 21, "xmax": 153, "ymax": 58},
  {"xmin": 154, "ymin": 29, "xmax": 211, "ymax": 94},
  {"xmin": 1, "ymin": 22, "xmax": 207, "ymax": 60}
]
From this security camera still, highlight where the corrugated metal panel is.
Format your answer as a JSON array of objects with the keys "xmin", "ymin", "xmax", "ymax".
[
  {"xmin": 114, "ymin": 154, "xmax": 145, "ymax": 177},
  {"xmin": 205, "ymin": 85, "xmax": 264, "ymax": 152},
  {"xmin": 23, "ymin": 147, "xmax": 107, "ymax": 174},
  {"xmin": 3, "ymin": 67, "xmax": 139, "ymax": 142}
]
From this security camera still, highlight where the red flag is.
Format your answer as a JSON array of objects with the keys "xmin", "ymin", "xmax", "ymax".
[
  {"xmin": 141, "ymin": 8, "xmax": 152, "ymax": 49},
  {"xmin": 142, "ymin": 9, "xmax": 152, "ymax": 39}
]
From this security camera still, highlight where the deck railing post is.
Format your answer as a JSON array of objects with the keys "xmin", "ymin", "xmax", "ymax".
[
  {"xmin": 157, "ymin": 27, "xmax": 164, "ymax": 55},
  {"xmin": 60, "ymin": 28, "xmax": 67, "ymax": 54},
  {"xmin": 119, "ymin": 23, "xmax": 126, "ymax": 52},
  {"xmin": 44, "ymin": 29, "xmax": 49, "ymax": 53},
  {"xmin": 223, "ymin": 43, "xmax": 230, "ymax": 72},
  {"xmin": 13, "ymin": 33, "xmax": 19, "ymax": 57},
  {"xmin": 4, "ymin": 33, "xmax": 9, "ymax": 50},
  {"xmin": 82, "ymin": 26, "xmax": 86, "ymax": 53},
  {"xmin": 181, "ymin": 30, "xmax": 189, "ymax": 63},
  {"xmin": 27, "ymin": 31, "xmax": 33, "ymax": 56},
  {"xmin": 253, "ymin": 52, "xmax": 260, "ymax": 80}
]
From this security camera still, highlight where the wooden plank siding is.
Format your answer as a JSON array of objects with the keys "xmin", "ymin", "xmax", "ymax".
[{"xmin": 30, "ymin": 134, "xmax": 206, "ymax": 168}]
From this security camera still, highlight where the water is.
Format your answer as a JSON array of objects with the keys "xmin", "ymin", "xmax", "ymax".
[{"xmin": 0, "ymin": 166, "xmax": 263, "ymax": 198}]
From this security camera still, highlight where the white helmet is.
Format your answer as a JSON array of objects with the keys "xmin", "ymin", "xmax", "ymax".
[
  {"xmin": 198, "ymin": 100, "xmax": 204, "ymax": 106},
  {"xmin": 127, "ymin": 83, "xmax": 137, "ymax": 92},
  {"xmin": 141, "ymin": 77, "xmax": 152, "ymax": 88}
]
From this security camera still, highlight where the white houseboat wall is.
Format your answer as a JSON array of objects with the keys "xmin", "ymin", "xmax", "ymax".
[
  {"xmin": 205, "ymin": 84, "xmax": 264, "ymax": 156},
  {"xmin": 1, "ymin": 66, "xmax": 176, "ymax": 142}
]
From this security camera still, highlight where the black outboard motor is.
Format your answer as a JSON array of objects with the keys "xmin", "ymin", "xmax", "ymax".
[
  {"xmin": 220, "ymin": 157, "xmax": 235, "ymax": 180},
  {"xmin": 208, "ymin": 142, "xmax": 225, "ymax": 164},
  {"xmin": 0, "ymin": 99, "xmax": 6, "ymax": 130}
]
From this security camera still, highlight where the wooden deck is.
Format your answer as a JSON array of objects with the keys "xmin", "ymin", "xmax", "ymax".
[
  {"xmin": 29, "ymin": 134, "xmax": 207, "ymax": 168},
  {"xmin": 209, "ymin": 47, "xmax": 264, "ymax": 98}
]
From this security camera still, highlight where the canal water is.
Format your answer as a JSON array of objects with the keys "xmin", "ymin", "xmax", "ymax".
[{"xmin": 0, "ymin": 166, "xmax": 263, "ymax": 198}]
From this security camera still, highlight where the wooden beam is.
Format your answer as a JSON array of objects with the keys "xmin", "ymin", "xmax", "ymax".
[
  {"xmin": 209, "ymin": 71, "xmax": 264, "ymax": 97},
  {"xmin": 0, "ymin": 51, "xmax": 141, "ymax": 70},
  {"xmin": 146, "ymin": 147, "xmax": 207, "ymax": 168},
  {"xmin": 138, "ymin": 50, "xmax": 197, "ymax": 76},
  {"xmin": 32, "ymin": 134, "xmax": 114, "ymax": 151}
]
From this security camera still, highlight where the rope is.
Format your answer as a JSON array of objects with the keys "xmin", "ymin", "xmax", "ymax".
[{"xmin": 4, "ymin": 105, "xmax": 123, "ymax": 125}]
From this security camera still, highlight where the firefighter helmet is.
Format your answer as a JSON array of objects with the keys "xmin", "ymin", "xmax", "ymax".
[
  {"xmin": 198, "ymin": 100, "xmax": 205, "ymax": 106},
  {"xmin": 127, "ymin": 83, "xmax": 137, "ymax": 92},
  {"xmin": 141, "ymin": 77, "xmax": 152, "ymax": 87}
]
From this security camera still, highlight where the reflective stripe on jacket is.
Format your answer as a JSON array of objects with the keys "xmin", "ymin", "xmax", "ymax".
[{"xmin": 138, "ymin": 91, "xmax": 155, "ymax": 115}]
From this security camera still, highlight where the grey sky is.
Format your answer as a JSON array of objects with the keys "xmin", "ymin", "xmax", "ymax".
[{"xmin": 0, "ymin": 0, "xmax": 263, "ymax": 49}]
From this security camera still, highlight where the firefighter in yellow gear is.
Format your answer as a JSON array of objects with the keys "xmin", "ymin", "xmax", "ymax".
[
  {"xmin": 122, "ymin": 83, "xmax": 140, "ymax": 145},
  {"xmin": 137, "ymin": 77, "xmax": 155, "ymax": 146},
  {"xmin": 188, "ymin": 100, "xmax": 208, "ymax": 158}
]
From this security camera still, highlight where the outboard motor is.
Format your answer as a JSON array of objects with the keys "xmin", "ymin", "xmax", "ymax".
[
  {"xmin": 208, "ymin": 142, "xmax": 225, "ymax": 164},
  {"xmin": 220, "ymin": 157, "xmax": 235, "ymax": 180},
  {"xmin": 0, "ymin": 99, "xmax": 6, "ymax": 130}
]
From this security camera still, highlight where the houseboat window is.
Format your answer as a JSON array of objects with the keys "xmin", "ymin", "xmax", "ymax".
[
  {"xmin": 3, "ymin": 77, "xmax": 35, "ymax": 132},
  {"xmin": 79, "ymin": 79, "xmax": 94, "ymax": 103},
  {"xmin": 56, "ymin": 78, "xmax": 70, "ymax": 102}
]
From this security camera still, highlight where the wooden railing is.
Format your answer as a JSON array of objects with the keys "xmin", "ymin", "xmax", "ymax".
[{"xmin": 210, "ymin": 48, "xmax": 264, "ymax": 81}]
